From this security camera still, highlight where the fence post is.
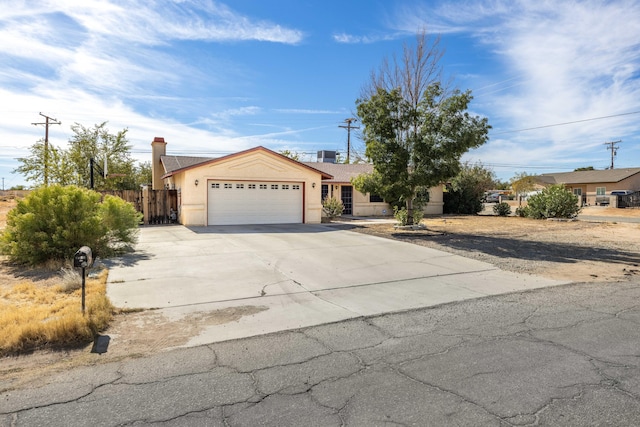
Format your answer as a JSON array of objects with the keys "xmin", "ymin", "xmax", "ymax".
[{"xmin": 142, "ymin": 186, "xmax": 150, "ymax": 225}]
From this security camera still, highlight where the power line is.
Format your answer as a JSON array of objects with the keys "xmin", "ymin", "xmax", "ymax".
[
  {"xmin": 604, "ymin": 140, "xmax": 622, "ymax": 169},
  {"xmin": 31, "ymin": 112, "xmax": 61, "ymax": 186},
  {"xmin": 492, "ymin": 111, "xmax": 640, "ymax": 135},
  {"xmin": 339, "ymin": 118, "xmax": 360, "ymax": 163}
]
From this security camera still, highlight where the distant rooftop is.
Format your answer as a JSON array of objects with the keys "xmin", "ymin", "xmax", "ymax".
[{"xmin": 537, "ymin": 168, "xmax": 640, "ymax": 185}]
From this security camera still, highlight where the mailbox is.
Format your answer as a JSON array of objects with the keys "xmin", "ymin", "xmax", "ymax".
[{"xmin": 74, "ymin": 246, "xmax": 93, "ymax": 268}]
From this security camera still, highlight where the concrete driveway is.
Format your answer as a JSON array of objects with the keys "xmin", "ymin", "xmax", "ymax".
[{"xmin": 106, "ymin": 224, "xmax": 566, "ymax": 345}]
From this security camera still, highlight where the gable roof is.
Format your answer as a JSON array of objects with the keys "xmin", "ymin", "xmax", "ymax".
[
  {"xmin": 160, "ymin": 146, "xmax": 333, "ymax": 179},
  {"xmin": 537, "ymin": 168, "xmax": 640, "ymax": 185},
  {"xmin": 301, "ymin": 162, "xmax": 373, "ymax": 183}
]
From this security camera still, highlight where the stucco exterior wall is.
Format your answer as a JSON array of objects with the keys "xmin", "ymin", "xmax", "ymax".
[
  {"xmin": 566, "ymin": 176, "xmax": 640, "ymax": 206},
  {"xmin": 352, "ymin": 189, "xmax": 391, "ymax": 216},
  {"xmin": 329, "ymin": 184, "xmax": 444, "ymax": 217},
  {"xmin": 167, "ymin": 150, "xmax": 324, "ymax": 225},
  {"xmin": 151, "ymin": 138, "xmax": 167, "ymax": 190}
]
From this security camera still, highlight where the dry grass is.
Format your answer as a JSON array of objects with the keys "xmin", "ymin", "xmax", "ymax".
[{"xmin": 0, "ymin": 269, "xmax": 113, "ymax": 356}]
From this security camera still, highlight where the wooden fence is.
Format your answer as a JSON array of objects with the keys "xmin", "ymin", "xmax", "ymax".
[
  {"xmin": 100, "ymin": 189, "xmax": 178, "ymax": 225},
  {"xmin": 143, "ymin": 188, "xmax": 178, "ymax": 225},
  {"xmin": 99, "ymin": 190, "xmax": 143, "ymax": 213}
]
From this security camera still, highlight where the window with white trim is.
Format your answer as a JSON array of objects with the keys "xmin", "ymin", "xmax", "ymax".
[
  {"xmin": 259, "ymin": 184, "xmax": 267, "ymax": 189},
  {"xmin": 236, "ymin": 183, "xmax": 244, "ymax": 189},
  {"xmin": 211, "ymin": 183, "xmax": 220, "ymax": 189},
  {"xmin": 271, "ymin": 184, "xmax": 279, "ymax": 189},
  {"xmin": 282, "ymin": 184, "xmax": 289, "ymax": 190},
  {"xmin": 248, "ymin": 184, "xmax": 256, "ymax": 189},
  {"xmin": 224, "ymin": 183, "xmax": 232, "ymax": 189},
  {"xmin": 596, "ymin": 187, "xmax": 606, "ymax": 196},
  {"xmin": 292, "ymin": 184, "xmax": 300, "ymax": 190}
]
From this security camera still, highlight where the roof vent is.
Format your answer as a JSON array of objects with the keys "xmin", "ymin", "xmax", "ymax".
[{"xmin": 317, "ymin": 150, "xmax": 337, "ymax": 163}]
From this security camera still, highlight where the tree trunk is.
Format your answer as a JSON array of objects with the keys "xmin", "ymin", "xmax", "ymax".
[{"xmin": 406, "ymin": 198, "xmax": 414, "ymax": 226}]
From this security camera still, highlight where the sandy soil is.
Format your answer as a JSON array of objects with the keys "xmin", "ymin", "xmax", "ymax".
[{"xmin": 348, "ymin": 206, "xmax": 640, "ymax": 283}]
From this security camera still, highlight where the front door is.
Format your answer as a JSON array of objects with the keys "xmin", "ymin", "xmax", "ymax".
[{"xmin": 341, "ymin": 185, "xmax": 353, "ymax": 215}]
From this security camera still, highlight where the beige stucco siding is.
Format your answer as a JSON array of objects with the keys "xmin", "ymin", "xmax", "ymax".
[
  {"xmin": 424, "ymin": 185, "xmax": 444, "ymax": 215},
  {"xmin": 168, "ymin": 150, "xmax": 324, "ymax": 225},
  {"xmin": 329, "ymin": 184, "xmax": 444, "ymax": 217},
  {"xmin": 566, "ymin": 176, "xmax": 640, "ymax": 206},
  {"xmin": 352, "ymin": 189, "xmax": 390, "ymax": 216}
]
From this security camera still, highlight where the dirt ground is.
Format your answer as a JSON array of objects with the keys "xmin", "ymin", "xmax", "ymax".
[
  {"xmin": 1, "ymin": 198, "xmax": 640, "ymax": 387},
  {"xmin": 348, "ymin": 207, "xmax": 640, "ymax": 283}
]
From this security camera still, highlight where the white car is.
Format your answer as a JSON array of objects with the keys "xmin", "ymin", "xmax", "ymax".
[{"xmin": 485, "ymin": 193, "xmax": 501, "ymax": 203}]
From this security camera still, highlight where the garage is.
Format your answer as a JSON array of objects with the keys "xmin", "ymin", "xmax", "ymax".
[{"xmin": 208, "ymin": 180, "xmax": 303, "ymax": 225}]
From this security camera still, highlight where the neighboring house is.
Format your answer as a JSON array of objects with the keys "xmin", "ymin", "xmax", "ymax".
[
  {"xmin": 536, "ymin": 168, "xmax": 640, "ymax": 206},
  {"xmin": 151, "ymin": 137, "xmax": 444, "ymax": 226}
]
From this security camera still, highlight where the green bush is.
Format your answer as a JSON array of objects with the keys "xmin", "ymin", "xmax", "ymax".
[
  {"xmin": 394, "ymin": 206, "xmax": 424, "ymax": 226},
  {"xmin": 443, "ymin": 188, "xmax": 483, "ymax": 214},
  {"xmin": 322, "ymin": 196, "xmax": 344, "ymax": 220},
  {"xmin": 493, "ymin": 202, "xmax": 511, "ymax": 216},
  {"xmin": 525, "ymin": 184, "xmax": 581, "ymax": 219},
  {"xmin": 1, "ymin": 185, "xmax": 141, "ymax": 265},
  {"xmin": 515, "ymin": 206, "xmax": 529, "ymax": 217}
]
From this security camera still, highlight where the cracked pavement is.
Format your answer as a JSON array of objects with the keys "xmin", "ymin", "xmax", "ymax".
[{"xmin": 2, "ymin": 280, "xmax": 640, "ymax": 426}]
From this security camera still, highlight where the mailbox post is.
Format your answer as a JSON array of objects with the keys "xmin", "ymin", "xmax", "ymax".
[{"xmin": 74, "ymin": 246, "xmax": 93, "ymax": 314}]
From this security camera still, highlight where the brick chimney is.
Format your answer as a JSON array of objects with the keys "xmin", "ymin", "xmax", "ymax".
[{"xmin": 151, "ymin": 137, "xmax": 166, "ymax": 190}]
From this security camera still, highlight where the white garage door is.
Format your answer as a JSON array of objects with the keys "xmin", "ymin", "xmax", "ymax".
[{"xmin": 208, "ymin": 181, "xmax": 303, "ymax": 225}]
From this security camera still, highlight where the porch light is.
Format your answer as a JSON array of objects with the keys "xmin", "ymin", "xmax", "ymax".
[
  {"xmin": 195, "ymin": 179, "xmax": 199, "ymax": 186},
  {"xmin": 312, "ymin": 182, "xmax": 316, "ymax": 188}
]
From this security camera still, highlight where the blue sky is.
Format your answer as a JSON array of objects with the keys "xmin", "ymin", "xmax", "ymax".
[{"xmin": 1, "ymin": 0, "xmax": 640, "ymax": 189}]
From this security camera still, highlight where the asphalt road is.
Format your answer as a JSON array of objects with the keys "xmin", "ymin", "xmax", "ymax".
[{"xmin": 3, "ymin": 280, "xmax": 640, "ymax": 426}]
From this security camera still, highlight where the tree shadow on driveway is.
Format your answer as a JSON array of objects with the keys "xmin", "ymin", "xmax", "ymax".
[{"xmin": 102, "ymin": 251, "xmax": 153, "ymax": 268}]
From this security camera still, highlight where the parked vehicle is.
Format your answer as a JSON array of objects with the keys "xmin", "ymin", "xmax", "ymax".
[
  {"xmin": 485, "ymin": 193, "xmax": 502, "ymax": 203},
  {"xmin": 611, "ymin": 190, "xmax": 634, "ymax": 196}
]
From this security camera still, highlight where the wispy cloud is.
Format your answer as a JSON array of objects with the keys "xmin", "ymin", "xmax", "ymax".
[
  {"xmin": 273, "ymin": 108, "xmax": 344, "ymax": 115},
  {"xmin": 0, "ymin": 1, "xmax": 306, "ymax": 149},
  {"xmin": 392, "ymin": 0, "xmax": 640, "ymax": 172},
  {"xmin": 332, "ymin": 32, "xmax": 403, "ymax": 44}
]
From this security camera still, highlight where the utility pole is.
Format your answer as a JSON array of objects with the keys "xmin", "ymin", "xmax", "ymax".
[
  {"xmin": 339, "ymin": 118, "xmax": 359, "ymax": 163},
  {"xmin": 32, "ymin": 112, "xmax": 61, "ymax": 186},
  {"xmin": 604, "ymin": 140, "xmax": 622, "ymax": 169}
]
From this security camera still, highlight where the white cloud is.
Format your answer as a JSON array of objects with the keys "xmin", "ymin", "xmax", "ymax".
[
  {"xmin": 273, "ymin": 108, "xmax": 345, "ymax": 115},
  {"xmin": 332, "ymin": 32, "xmax": 403, "ymax": 44},
  {"xmin": 0, "ymin": 0, "xmax": 308, "ymax": 185},
  {"xmin": 395, "ymin": 0, "xmax": 640, "ymax": 175}
]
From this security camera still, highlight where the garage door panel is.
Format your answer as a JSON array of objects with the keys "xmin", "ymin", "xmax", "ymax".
[{"xmin": 208, "ymin": 181, "xmax": 302, "ymax": 225}]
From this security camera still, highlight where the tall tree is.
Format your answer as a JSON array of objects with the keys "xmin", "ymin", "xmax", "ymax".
[
  {"xmin": 66, "ymin": 122, "xmax": 135, "ymax": 190},
  {"xmin": 354, "ymin": 32, "xmax": 490, "ymax": 224},
  {"xmin": 133, "ymin": 161, "xmax": 153, "ymax": 188},
  {"xmin": 14, "ymin": 140, "xmax": 76, "ymax": 187},
  {"xmin": 510, "ymin": 172, "xmax": 537, "ymax": 197}
]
